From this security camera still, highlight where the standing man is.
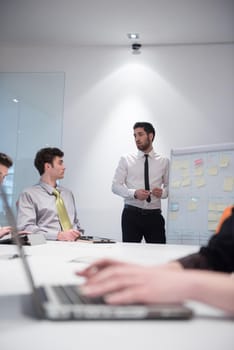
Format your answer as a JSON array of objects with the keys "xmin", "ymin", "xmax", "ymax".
[
  {"xmin": 17, "ymin": 147, "xmax": 81, "ymax": 241},
  {"xmin": 0, "ymin": 152, "xmax": 13, "ymax": 238},
  {"xmin": 112, "ymin": 122, "xmax": 169, "ymax": 243}
]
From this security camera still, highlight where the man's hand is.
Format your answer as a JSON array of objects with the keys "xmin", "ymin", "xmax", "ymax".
[
  {"xmin": 57, "ymin": 229, "xmax": 81, "ymax": 241},
  {"xmin": 0, "ymin": 228, "xmax": 32, "ymax": 239},
  {"xmin": 0, "ymin": 226, "xmax": 11, "ymax": 238},
  {"xmin": 17, "ymin": 231, "xmax": 31, "ymax": 235},
  {"xmin": 152, "ymin": 187, "xmax": 163, "ymax": 198},
  {"xmin": 77, "ymin": 259, "xmax": 185, "ymax": 305},
  {"xmin": 134, "ymin": 189, "xmax": 151, "ymax": 200}
]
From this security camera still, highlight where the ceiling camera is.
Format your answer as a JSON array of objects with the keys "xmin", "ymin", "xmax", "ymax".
[{"xmin": 132, "ymin": 43, "xmax": 142, "ymax": 51}]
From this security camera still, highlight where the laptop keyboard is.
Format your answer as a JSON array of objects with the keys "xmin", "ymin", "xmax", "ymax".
[{"xmin": 52, "ymin": 285, "xmax": 105, "ymax": 305}]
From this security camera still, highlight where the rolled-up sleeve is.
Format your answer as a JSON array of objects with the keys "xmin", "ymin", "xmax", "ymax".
[{"xmin": 112, "ymin": 157, "xmax": 135, "ymax": 199}]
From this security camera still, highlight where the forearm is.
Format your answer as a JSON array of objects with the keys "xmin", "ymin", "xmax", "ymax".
[
  {"xmin": 112, "ymin": 158, "xmax": 136, "ymax": 199},
  {"xmin": 17, "ymin": 209, "xmax": 58, "ymax": 240},
  {"xmin": 182, "ymin": 270, "xmax": 234, "ymax": 314},
  {"xmin": 17, "ymin": 221, "xmax": 54, "ymax": 239},
  {"xmin": 164, "ymin": 261, "xmax": 184, "ymax": 270},
  {"xmin": 112, "ymin": 181, "xmax": 135, "ymax": 199}
]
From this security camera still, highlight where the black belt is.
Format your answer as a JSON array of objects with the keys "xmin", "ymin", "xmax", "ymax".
[{"xmin": 124, "ymin": 204, "xmax": 161, "ymax": 215}]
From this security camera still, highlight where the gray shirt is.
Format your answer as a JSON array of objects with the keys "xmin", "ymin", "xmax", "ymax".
[{"xmin": 17, "ymin": 181, "xmax": 81, "ymax": 240}]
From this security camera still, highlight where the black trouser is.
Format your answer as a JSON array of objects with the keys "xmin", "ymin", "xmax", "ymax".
[{"xmin": 122, "ymin": 205, "xmax": 166, "ymax": 243}]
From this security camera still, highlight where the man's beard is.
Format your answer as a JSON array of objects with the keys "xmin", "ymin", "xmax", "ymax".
[{"xmin": 136, "ymin": 138, "xmax": 151, "ymax": 152}]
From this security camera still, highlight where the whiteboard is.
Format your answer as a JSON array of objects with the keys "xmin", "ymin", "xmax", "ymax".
[{"xmin": 167, "ymin": 143, "xmax": 234, "ymax": 245}]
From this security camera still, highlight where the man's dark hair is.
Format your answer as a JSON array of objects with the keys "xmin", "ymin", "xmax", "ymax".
[
  {"xmin": 34, "ymin": 147, "xmax": 64, "ymax": 175},
  {"xmin": 0, "ymin": 153, "xmax": 13, "ymax": 168},
  {"xmin": 133, "ymin": 122, "xmax": 155, "ymax": 141}
]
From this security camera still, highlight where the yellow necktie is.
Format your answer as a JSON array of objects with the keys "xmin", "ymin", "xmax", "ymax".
[{"xmin": 53, "ymin": 188, "xmax": 72, "ymax": 231}]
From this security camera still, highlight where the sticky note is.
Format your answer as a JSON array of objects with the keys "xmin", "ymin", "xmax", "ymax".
[
  {"xmin": 194, "ymin": 166, "xmax": 204, "ymax": 176},
  {"xmin": 223, "ymin": 177, "xmax": 234, "ymax": 192},
  {"xmin": 219, "ymin": 155, "xmax": 229, "ymax": 168},
  {"xmin": 181, "ymin": 177, "xmax": 191, "ymax": 187},
  {"xmin": 195, "ymin": 177, "xmax": 205, "ymax": 187},
  {"xmin": 208, "ymin": 167, "xmax": 218, "ymax": 176}
]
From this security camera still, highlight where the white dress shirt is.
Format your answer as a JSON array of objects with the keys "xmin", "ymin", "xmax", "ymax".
[
  {"xmin": 17, "ymin": 181, "xmax": 81, "ymax": 240},
  {"xmin": 112, "ymin": 149, "xmax": 169, "ymax": 209}
]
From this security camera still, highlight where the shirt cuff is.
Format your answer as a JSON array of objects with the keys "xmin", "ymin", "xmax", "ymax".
[
  {"xmin": 32, "ymin": 228, "xmax": 56, "ymax": 241},
  {"xmin": 128, "ymin": 189, "xmax": 136, "ymax": 199}
]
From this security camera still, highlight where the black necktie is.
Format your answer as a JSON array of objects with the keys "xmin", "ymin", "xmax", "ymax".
[{"xmin": 144, "ymin": 154, "xmax": 151, "ymax": 203}]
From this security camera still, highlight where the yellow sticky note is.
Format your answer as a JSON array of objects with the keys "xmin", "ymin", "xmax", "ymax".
[
  {"xmin": 194, "ymin": 166, "xmax": 204, "ymax": 176},
  {"xmin": 208, "ymin": 212, "xmax": 218, "ymax": 221},
  {"xmin": 172, "ymin": 180, "xmax": 181, "ymax": 188},
  {"xmin": 188, "ymin": 201, "xmax": 197, "ymax": 211},
  {"xmin": 181, "ymin": 160, "xmax": 189, "ymax": 169},
  {"xmin": 223, "ymin": 177, "xmax": 234, "ymax": 192},
  {"xmin": 181, "ymin": 169, "xmax": 190, "ymax": 177},
  {"xmin": 208, "ymin": 221, "xmax": 218, "ymax": 231},
  {"xmin": 181, "ymin": 177, "xmax": 191, "ymax": 187},
  {"xmin": 195, "ymin": 177, "xmax": 205, "ymax": 188},
  {"xmin": 216, "ymin": 204, "xmax": 227, "ymax": 212},
  {"xmin": 172, "ymin": 160, "xmax": 180, "ymax": 170},
  {"xmin": 208, "ymin": 202, "xmax": 217, "ymax": 211},
  {"xmin": 219, "ymin": 155, "xmax": 229, "ymax": 168},
  {"xmin": 208, "ymin": 167, "xmax": 218, "ymax": 176}
]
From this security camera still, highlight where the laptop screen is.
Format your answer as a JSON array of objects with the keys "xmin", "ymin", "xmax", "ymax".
[{"xmin": 0, "ymin": 184, "xmax": 44, "ymax": 317}]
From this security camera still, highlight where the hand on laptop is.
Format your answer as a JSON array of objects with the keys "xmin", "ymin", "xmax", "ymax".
[
  {"xmin": 57, "ymin": 229, "xmax": 81, "ymax": 241},
  {"xmin": 77, "ymin": 258, "xmax": 234, "ymax": 314},
  {"xmin": 78, "ymin": 259, "xmax": 187, "ymax": 305}
]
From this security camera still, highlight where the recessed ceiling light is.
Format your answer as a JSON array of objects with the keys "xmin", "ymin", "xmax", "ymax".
[
  {"xmin": 127, "ymin": 33, "xmax": 139, "ymax": 40},
  {"xmin": 12, "ymin": 98, "xmax": 19, "ymax": 103}
]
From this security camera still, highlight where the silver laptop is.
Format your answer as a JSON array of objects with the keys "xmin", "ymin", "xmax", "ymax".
[{"xmin": 0, "ymin": 185, "xmax": 193, "ymax": 321}]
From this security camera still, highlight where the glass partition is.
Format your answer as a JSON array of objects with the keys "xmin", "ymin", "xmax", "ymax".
[{"xmin": 0, "ymin": 72, "xmax": 64, "ymax": 224}]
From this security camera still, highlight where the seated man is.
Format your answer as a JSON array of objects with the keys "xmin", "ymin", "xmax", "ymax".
[
  {"xmin": 17, "ymin": 147, "xmax": 81, "ymax": 241},
  {"xmin": 0, "ymin": 152, "xmax": 13, "ymax": 238},
  {"xmin": 78, "ymin": 206, "xmax": 234, "ymax": 314}
]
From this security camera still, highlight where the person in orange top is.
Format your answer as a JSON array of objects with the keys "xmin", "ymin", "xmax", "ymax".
[
  {"xmin": 215, "ymin": 206, "xmax": 233, "ymax": 234},
  {"xmin": 176, "ymin": 205, "xmax": 234, "ymax": 271}
]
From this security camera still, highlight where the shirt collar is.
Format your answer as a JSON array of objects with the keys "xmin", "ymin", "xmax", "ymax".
[
  {"xmin": 39, "ymin": 181, "xmax": 60, "ymax": 195},
  {"xmin": 137, "ymin": 148, "xmax": 155, "ymax": 158}
]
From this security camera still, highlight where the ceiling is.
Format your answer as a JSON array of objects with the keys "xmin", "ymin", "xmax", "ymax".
[{"xmin": 0, "ymin": 0, "xmax": 233, "ymax": 47}]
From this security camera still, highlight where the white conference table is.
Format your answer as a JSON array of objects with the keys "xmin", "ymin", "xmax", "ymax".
[{"xmin": 0, "ymin": 241, "xmax": 233, "ymax": 350}]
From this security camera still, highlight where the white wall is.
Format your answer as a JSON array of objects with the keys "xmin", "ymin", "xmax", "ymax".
[{"xmin": 1, "ymin": 44, "xmax": 234, "ymax": 240}]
